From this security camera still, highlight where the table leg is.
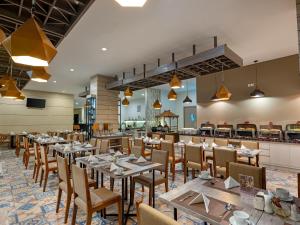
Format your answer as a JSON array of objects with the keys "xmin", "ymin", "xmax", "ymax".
[
  {"xmin": 101, "ymin": 172, "xmax": 104, "ymax": 187},
  {"xmin": 125, "ymin": 177, "xmax": 128, "ymax": 200},
  {"xmin": 96, "ymin": 171, "xmax": 99, "ymax": 188},
  {"xmin": 248, "ymin": 157, "xmax": 251, "ymax": 165},
  {"xmin": 121, "ymin": 178, "xmax": 125, "ymax": 225},
  {"xmin": 173, "ymin": 208, "xmax": 177, "ymax": 220},
  {"xmin": 152, "ymin": 169, "xmax": 155, "ymax": 208}
]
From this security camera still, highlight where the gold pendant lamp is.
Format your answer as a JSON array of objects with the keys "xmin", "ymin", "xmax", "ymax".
[
  {"xmin": 153, "ymin": 99, "xmax": 162, "ymax": 109},
  {"xmin": 1, "ymin": 77, "xmax": 21, "ymax": 99},
  {"xmin": 15, "ymin": 92, "xmax": 26, "ymax": 101},
  {"xmin": 215, "ymin": 84, "xmax": 232, "ymax": 101},
  {"xmin": 169, "ymin": 74, "xmax": 182, "ymax": 89},
  {"xmin": 168, "ymin": 89, "xmax": 177, "ymax": 101},
  {"xmin": 2, "ymin": 15, "xmax": 57, "ymax": 67},
  {"xmin": 124, "ymin": 87, "xmax": 133, "ymax": 98},
  {"xmin": 122, "ymin": 97, "xmax": 129, "ymax": 106},
  {"xmin": 31, "ymin": 67, "xmax": 51, "ymax": 82}
]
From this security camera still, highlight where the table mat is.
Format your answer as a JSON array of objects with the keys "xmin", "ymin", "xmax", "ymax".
[
  {"xmin": 172, "ymin": 190, "xmax": 240, "ymax": 224},
  {"xmin": 203, "ymin": 180, "xmax": 241, "ymax": 196}
]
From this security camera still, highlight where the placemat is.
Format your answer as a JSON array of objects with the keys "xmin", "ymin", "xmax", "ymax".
[
  {"xmin": 172, "ymin": 190, "xmax": 240, "ymax": 224},
  {"xmin": 203, "ymin": 180, "xmax": 241, "ymax": 196},
  {"xmin": 128, "ymin": 159, "xmax": 153, "ymax": 166}
]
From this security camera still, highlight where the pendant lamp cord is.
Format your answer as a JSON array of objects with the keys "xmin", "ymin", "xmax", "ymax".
[
  {"xmin": 31, "ymin": 0, "xmax": 36, "ymax": 16},
  {"xmin": 221, "ymin": 64, "xmax": 224, "ymax": 84},
  {"xmin": 254, "ymin": 60, "xmax": 258, "ymax": 88}
]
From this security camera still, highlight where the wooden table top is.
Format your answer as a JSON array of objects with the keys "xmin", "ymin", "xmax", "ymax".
[{"xmin": 159, "ymin": 179, "xmax": 299, "ymax": 225}]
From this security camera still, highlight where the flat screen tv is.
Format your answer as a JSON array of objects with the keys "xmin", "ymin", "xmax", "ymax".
[{"xmin": 26, "ymin": 98, "xmax": 46, "ymax": 108}]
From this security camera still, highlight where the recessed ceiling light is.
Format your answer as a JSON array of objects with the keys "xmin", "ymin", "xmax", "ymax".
[
  {"xmin": 70, "ymin": 68, "xmax": 74, "ymax": 72},
  {"xmin": 53, "ymin": 80, "xmax": 57, "ymax": 83},
  {"xmin": 181, "ymin": 85, "xmax": 185, "ymax": 88},
  {"xmin": 141, "ymin": 93, "xmax": 145, "ymax": 96},
  {"xmin": 101, "ymin": 47, "xmax": 107, "ymax": 51},
  {"xmin": 115, "ymin": 0, "xmax": 147, "ymax": 7}
]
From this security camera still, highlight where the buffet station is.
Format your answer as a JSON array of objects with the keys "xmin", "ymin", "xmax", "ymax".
[{"xmin": 179, "ymin": 121, "xmax": 300, "ymax": 172}]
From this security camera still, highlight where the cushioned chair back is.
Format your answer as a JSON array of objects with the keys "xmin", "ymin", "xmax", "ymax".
[
  {"xmin": 213, "ymin": 147, "xmax": 236, "ymax": 168},
  {"xmin": 192, "ymin": 136, "xmax": 204, "ymax": 144},
  {"xmin": 227, "ymin": 162, "xmax": 266, "ymax": 189},
  {"xmin": 72, "ymin": 164, "xmax": 90, "ymax": 205},
  {"xmin": 67, "ymin": 134, "xmax": 72, "ymax": 141},
  {"xmin": 78, "ymin": 134, "xmax": 84, "ymax": 143},
  {"xmin": 135, "ymin": 138, "xmax": 144, "ymax": 147},
  {"xmin": 100, "ymin": 139, "xmax": 109, "ymax": 153},
  {"xmin": 165, "ymin": 135, "xmax": 174, "ymax": 143},
  {"xmin": 90, "ymin": 138, "xmax": 97, "ymax": 147},
  {"xmin": 34, "ymin": 143, "xmax": 40, "ymax": 162},
  {"xmin": 131, "ymin": 146, "xmax": 142, "ymax": 157},
  {"xmin": 241, "ymin": 141, "xmax": 259, "ymax": 150},
  {"xmin": 214, "ymin": 138, "xmax": 228, "ymax": 147},
  {"xmin": 152, "ymin": 133, "xmax": 160, "ymax": 139},
  {"xmin": 151, "ymin": 149, "xmax": 168, "ymax": 173},
  {"xmin": 138, "ymin": 203, "xmax": 180, "ymax": 225},
  {"xmin": 161, "ymin": 141, "xmax": 174, "ymax": 158},
  {"xmin": 121, "ymin": 137, "xmax": 130, "ymax": 154},
  {"xmin": 40, "ymin": 146, "xmax": 47, "ymax": 165},
  {"xmin": 185, "ymin": 144, "xmax": 202, "ymax": 164},
  {"xmin": 57, "ymin": 155, "xmax": 69, "ymax": 183}
]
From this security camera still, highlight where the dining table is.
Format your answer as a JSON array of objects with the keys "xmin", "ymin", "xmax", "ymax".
[
  {"xmin": 75, "ymin": 153, "xmax": 162, "ymax": 225},
  {"xmin": 159, "ymin": 178, "xmax": 300, "ymax": 225}
]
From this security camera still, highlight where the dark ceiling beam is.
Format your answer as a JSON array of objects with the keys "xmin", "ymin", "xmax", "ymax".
[
  {"xmin": 65, "ymin": 0, "xmax": 77, "ymax": 13},
  {"xmin": 43, "ymin": 0, "xmax": 57, "ymax": 25},
  {"xmin": 18, "ymin": 0, "xmax": 24, "ymax": 17},
  {"xmin": 38, "ymin": 0, "xmax": 77, "ymax": 16}
]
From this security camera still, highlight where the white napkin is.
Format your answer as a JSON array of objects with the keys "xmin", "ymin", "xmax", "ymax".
[
  {"xmin": 188, "ymin": 140, "xmax": 193, "ymax": 145},
  {"xmin": 85, "ymin": 143, "xmax": 92, "ymax": 148},
  {"xmin": 137, "ymin": 156, "xmax": 146, "ymax": 163},
  {"xmin": 22, "ymin": 131, "xmax": 27, "ymax": 134},
  {"xmin": 110, "ymin": 163, "xmax": 119, "ymax": 172},
  {"xmin": 115, "ymin": 151, "xmax": 123, "ymax": 156},
  {"xmin": 55, "ymin": 143, "xmax": 60, "ymax": 147},
  {"xmin": 154, "ymin": 137, "xmax": 158, "ymax": 140},
  {"xmin": 228, "ymin": 144, "xmax": 234, "ymax": 148},
  {"xmin": 211, "ymin": 142, "xmax": 217, "ymax": 148},
  {"xmin": 202, "ymin": 142, "xmax": 209, "ymax": 149},
  {"xmin": 241, "ymin": 144, "xmax": 247, "ymax": 150},
  {"xmin": 64, "ymin": 146, "xmax": 71, "ymax": 152},
  {"xmin": 224, "ymin": 176, "xmax": 240, "ymax": 189},
  {"xmin": 189, "ymin": 193, "xmax": 210, "ymax": 213},
  {"xmin": 160, "ymin": 138, "xmax": 164, "ymax": 141},
  {"xmin": 109, "ymin": 149, "xmax": 115, "ymax": 154},
  {"xmin": 59, "ymin": 137, "xmax": 64, "ymax": 141}
]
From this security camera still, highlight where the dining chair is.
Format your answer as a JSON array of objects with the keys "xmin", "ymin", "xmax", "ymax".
[
  {"xmin": 40, "ymin": 146, "xmax": 58, "ymax": 192},
  {"xmin": 131, "ymin": 149, "xmax": 168, "ymax": 205},
  {"xmin": 89, "ymin": 138, "xmax": 97, "ymax": 147},
  {"xmin": 214, "ymin": 138, "xmax": 228, "ymax": 146},
  {"xmin": 96, "ymin": 139, "xmax": 109, "ymax": 154},
  {"xmin": 23, "ymin": 137, "xmax": 35, "ymax": 169},
  {"xmin": 213, "ymin": 147, "xmax": 237, "ymax": 178},
  {"xmin": 66, "ymin": 134, "xmax": 72, "ymax": 142},
  {"xmin": 165, "ymin": 135, "xmax": 175, "ymax": 143},
  {"xmin": 32, "ymin": 143, "xmax": 41, "ymax": 182},
  {"xmin": 161, "ymin": 140, "xmax": 182, "ymax": 181},
  {"xmin": 226, "ymin": 162, "xmax": 266, "ymax": 189},
  {"xmin": 136, "ymin": 202, "xmax": 180, "ymax": 225},
  {"xmin": 121, "ymin": 137, "xmax": 131, "ymax": 154},
  {"xmin": 71, "ymin": 164, "xmax": 122, "ymax": 225},
  {"xmin": 72, "ymin": 134, "xmax": 78, "ymax": 142},
  {"xmin": 15, "ymin": 134, "xmax": 21, "ymax": 157},
  {"xmin": 152, "ymin": 133, "xmax": 160, "ymax": 139},
  {"xmin": 135, "ymin": 138, "xmax": 150, "ymax": 157},
  {"xmin": 191, "ymin": 136, "xmax": 205, "ymax": 144},
  {"xmin": 131, "ymin": 145, "xmax": 143, "ymax": 157},
  {"xmin": 237, "ymin": 140, "xmax": 259, "ymax": 166},
  {"xmin": 0, "ymin": 134, "xmax": 10, "ymax": 148},
  {"xmin": 78, "ymin": 133, "xmax": 84, "ymax": 143},
  {"xmin": 56, "ymin": 156, "xmax": 96, "ymax": 224},
  {"xmin": 184, "ymin": 144, "xmax": 212, "ymax": 183}
]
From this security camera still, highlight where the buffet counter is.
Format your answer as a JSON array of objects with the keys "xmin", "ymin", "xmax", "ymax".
[{"xmin": 180, "ymin": 134, "xmax": 300, "ymax": 172}]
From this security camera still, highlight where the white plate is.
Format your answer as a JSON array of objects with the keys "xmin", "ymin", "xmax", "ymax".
[
  {"xmin": 277, "ymin": 195, "xmax": 294, "ymax": 202},
  {"xmin": 229, "ymin": 216, "xmax": 254, "ymax": 225},
  {"xmin": 199, "ymin": 175, "xmax": 213, "ymax": 180}
]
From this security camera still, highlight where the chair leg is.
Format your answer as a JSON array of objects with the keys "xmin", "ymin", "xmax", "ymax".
[
  {"xmin": 172, "ymin": 162, "xmax": 175, "ymax": 181},
  {"xmin": 64, "ymin": 193, "xmax": 71, "ymax": 224},
  {"xmin": 35, "ymin": 165, "xmax": 40, "ymax": 183},
  {"xmin": 43, "ymin": 171, "xmax": 49, "ymax": 192},
  {"xmin": 110, "ymin": 177, "xmax": 114, "ymax": 191},
  {"xmin": 184, "ymin": 165, "xmax": 187, "ymax": 183},
  {"xmin": 71, "ymin": 203, "xmax": 78, "ymax": 225},
  {"xmin": 86, "ymin": 212, "xmax": 92, "ymax": 225},
  {"xmin": 40, "ymin": 168, "xmax": 44, "ymax": 187},
  {"xmin": 192, "ymin": 169, "xmax": 195, "ymax": 179},
  {"xmin": 165, "ymin": 181, "xmax": 168, "ymax": 192},
  {"xmin": 56, "ymin": 188, "xmax": 62, "ymax": 213},
  {"xmin": 130, "ymin": 180, "xmax": 136, "ymax": 206},
  {"xmin": 32, "ymin": 164, "xmax": 37, "ymax": 179},
  {"xmin": 148, "ymin": 185, "xmax": 152, "ymax": 206},
  {"xmin": 117, "ymin": 200, "xmax": 122, "ymax": 225}
]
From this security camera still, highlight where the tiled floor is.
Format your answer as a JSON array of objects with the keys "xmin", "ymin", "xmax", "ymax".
[{"xmin": 0, "ymin": 147, "xmax": 298, "ymax": 225}]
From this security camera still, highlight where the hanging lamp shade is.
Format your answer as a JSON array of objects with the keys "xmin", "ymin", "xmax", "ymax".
[
  {"xmin": 153, "ymin": 99, "xmax": 162, "ymax": 109},
  {"xmin": 169, "ymin": 74, "xmax": 181, "ymax": 89},
  {"xmin": 215, "ymin": 84, "xmax": 232, "ymax": 101},
  {"xmin": 183, "ymin": 95, "xmax": 192, "ymax": 104},
  {"xmin": 124, "ymin": 87, "xmax": 133, "ymax": 98},
  {"xmin": 2, "ymin": 17, "xmax": 57, "ymax": 67},
  {"xmin": 0, "ymin": 27, "xmax": 6, "ymax": 43},
  {"xmin": 168, "ymin": 89, "xmax": 177, "ymax": 101},
  {"xmin": 210, "ymin": 93, "xmax": 219, "ymax": 102},
  {"xmin": 31, "ymin": 67, "xmax": 51, "ymax": 82},
  {"xmin": 250, "ymin": 88, "xmax": 265, "ymax": 98},
  {"xmin": 1, "ymin": 77, "xmax": 21, "ymax": 99},
  {"xmin": 0, "ymin": 75, "xmax": 9, "ymax": 88},
  {"xmin": 122, "ymin": 97, "xmax": 129, "ymax": 106}
]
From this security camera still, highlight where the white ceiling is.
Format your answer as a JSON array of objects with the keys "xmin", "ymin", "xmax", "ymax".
[{"xmin": 25, "ymin": 0, "xmax": 298, "ymax": 97}]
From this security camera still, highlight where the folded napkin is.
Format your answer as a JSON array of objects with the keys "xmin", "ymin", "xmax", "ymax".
[
  {"xmin": 160, "ymin": 138, "xmax": 164, "ymax": 141},
  {"xmin": 228, "ymin": 144, "xmax": 234, "ymax": 148},
  {"xmin": 59, "ymin": 137, "xmax": 64, "ymax": 141},
  {"xmin": 224, "ymin": 176, "xmax": 240, "ymax": 189},
  {"xmin": 64, "ymin": 146, "xmax": 71, "ymax": 152},
  {"xmin": 85, "ymin": 143, "xmax": 92, "ymax": 148},
  {"xmin": 88, "ymin": 155, "xmax": 98, "ymax": 163},
  {"xmin": 115, "ymin": 151, "xmax": 123, "ymax": 156},
  {"xmin": 188, "ymin": 140, "xmax": 193, "ymax": 145},
  {"xmin": 189, "ymin": 193, "xmax": 210, "ymax": 213},
  {"xmin": 202, "ymin": 142, "xmax": 209, "ymax": 149},
  {"xmin": 22, "ymin": 131, "xmax": 27, "ymax": 134},
  {"xmin": 241, "ymin": 144, "xmax": 248, "ymax": 150},
  {"xmin": 137, "ymin": 156, "xmax": 147, "ymax": 163},
  {"xmin": 211, "ymin": 142, "xmax": 217, "ymax": 148},
  {"xmin": 54, "ymin": 143, "xmax": 61, "ymax": 147},
  {"xmin": 109, "ymin": 149, "xmax": 115, "ymax": 154},
  {"xmin": 154, "ymin": 137, "xmax": 158, "ymax": 140},
  {"xmin": 110, "ymin": 163, "xmax": 119, "ymax": 172}
]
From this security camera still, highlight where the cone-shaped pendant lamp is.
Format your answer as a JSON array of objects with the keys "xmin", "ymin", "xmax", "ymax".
[
  {"xmin": 0, "ymin": 27, "xmax": 6, "ymax": 43},
  {"xmin": 31, "ymin": 67, "xmax": 51, "ymax": 82},
  {"xmin": 183, "ymin": 80, "xmax": 192, "ymax": 104},
  {"xmin": 15, "ymin": 92, "xmax": 26, "ymax": 101},
  {"xmin": 215, "ymin": 84, "xmax": 232, "ymax": 101},
  {"xmin": 1, "ymin": 77, "xmax": 21, "ymax": 99},
  {"xmin": 2, "ymin": 17, "xmax": 57, "ymax": 67},
  {"xmin": 153, "ymin": 99, "xmax": 162, "ymax": 109},
  {"xmin": 169, "ymin": 74, "xmax": 181, "ymax": 89},
  {"xmin": 122, "ymin": 97, "xmax": 129, "ymax": 106},
  {"xmin": 250, "ymin": 60, "xmax": 265, "ymax": 98},
  {"xmin": 124, "ymin": 87, "xmax": 133, "ymax": 98},
  {"xmin": 168, "ymin": 89, "xmax": 177, "ymax": 101}
]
